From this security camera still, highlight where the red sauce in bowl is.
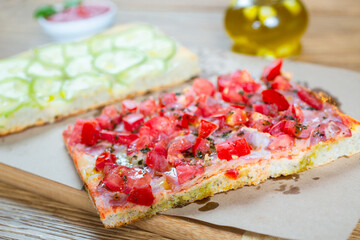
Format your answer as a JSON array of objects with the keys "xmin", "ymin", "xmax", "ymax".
[{"xmin": 47, "ymin": 5, "xmax": 110, "ymax": 22}]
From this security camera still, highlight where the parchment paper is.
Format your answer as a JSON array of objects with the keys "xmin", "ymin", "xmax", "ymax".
[{"xmin": 1, "ymin": 49, "xmax": 359, "ymax": 239}]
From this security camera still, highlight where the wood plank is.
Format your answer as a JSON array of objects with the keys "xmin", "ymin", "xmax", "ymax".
[
  {"xmin": 0, "ymin": 164, "xmax": 278, "ymax": 239},
  {"xmin": 0, "ymin": 181, "xmax": 169, "ymax": 240}
]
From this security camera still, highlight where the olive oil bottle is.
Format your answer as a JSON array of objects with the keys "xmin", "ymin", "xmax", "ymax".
[{"xmin": 224, "ymin": 0, "xmax": 308, "ymax": 58}]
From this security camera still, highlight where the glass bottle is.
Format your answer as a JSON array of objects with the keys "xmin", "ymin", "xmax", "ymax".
[{"xmin": 224, "ymin": 0, "xmax": 308, "ymax": 58}]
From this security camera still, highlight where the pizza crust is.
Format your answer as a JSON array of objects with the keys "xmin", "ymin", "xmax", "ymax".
[{"xmin": 64, "ymin": 118, "xmax": 360, "ymax": 228}]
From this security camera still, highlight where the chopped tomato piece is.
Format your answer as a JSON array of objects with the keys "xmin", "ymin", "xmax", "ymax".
[
  {"xmin": 268, "ymin": 134, "xmax": 295, "ymax": 151},
  {"xmin": 139, "ymin": 98, "xmax": 158, "ymax": 116},
  {"xmin": 241, "ymin": 81, "xmax": 261, "ymax": 93},
  {"xmin": 262, "ymin": 89, "xmax": 289, "ymax": 111},
  {"xmin": 269, "ymin": 120, "xmax": 286, "ymax": 137},
  {"xmin": 177, "ymin": 92, "xmax": 195, "ymax": 107},
  {"xmin": 282, "ymin": 105, "xmax": 304, "ymax": 123},
  {"xmin": 229, "ymin": 70, "xmax": 243, "ymax": 82},
  {"xmin": 221, "ymin": 83, "xmax": 248, "ymax": 104},
  {"xmin": 287, "ymin": 120, "xmax": 310, "ymax": 139},
  {"xmin": 158, "ymin": 92, "xmax": 177, "ymax": 107},
  {"xmin": 168, "ymin": 137, "xmax": 193, "ymax": 156},
  {"xmin": 146, "ymin": 141, "xmax": 169, "ymax": 172},
  {"xmin": 218, "ymin": 70, "xmax": 260, "ymax": 94},
  {"xmin": 283, "ymin": 120, "xmax": 297, "ymax": 136},
  {"xmin": 103, "ymin": 165, "xmax": 135, "ymax": 194},
  {"xmin": 139, "ymin": 126, "xmax": 154, "ymax": 137},
  {"xmin": 127, "ymin": 183, "xmax": 155, "ymax": 206},
  {"xmin": 233, "ymin": 69, "xmax": 253, "ymax": 82},
  {"xmin": 81, "ymin": 120, "xmax": 100, "ymax": 145},
  {"xmin": 176, "ymin": 164, "xmax": 204, "ymax": 185},
  {"xmin": 198, "ymin": 119, "xmax": 218, "ymax": 138},
  {"xmin": 226, "ymin": 109, "xmax": 248, "ymax": 126},
  {"xmin": 101, "ymin": 105, "xmax": 121, "ymax": 122},
  {"xmin": 95, "ymin": 105, "xmax": 122, "ymax": 130},
  {"xmin": 230, "ymin": 103, "xmax": 246, "ymax": 109},
  {"xmin": 100, "ymin": 130, "xmax": 138, "ymax": 145},
  {"xmin": 95, "ymin": 152, "xmax": 117, "ymax": 171},
  {"xmin": 232, "ymin": 70, "xmax": 261, "ymax": 93},
  {"xmin": 102, "ymin": 162, "xmax": 118, "ymax": 175},
  {"xmin": 180, "ymin": 113, "xmax": 197, "ymax": 129},
  {"xmin": 192, "ymin": 78, "xmax": 216, "ymax": 96},
  {"xmin": 225, "ymin": 169, "xmax": 239, "ymax": 180},
  {"xmin": 283, "ymin": 120, "xmax": 310, "ymax": 139},
  {"xmin": 122, "ymin": 99, "xmax": 138, "ymax": 113},
  {"xmin": 95, "ymin": 116, "xmax": 114, "ymax": 130},
  {"xmin": 211, "ymin": 108, "xmax": 231, "ymax": 119},
  {"xmin": 247, "ymin": 112, "xmax": 273, "ymax": 132},
  {"xmin": 144, "ymin": 116, "xmax": 174, "ymax": 135},
  {"xmin": 217, "ymin": 74, "xmax": 231, "ymax": 92},
  {"xmin": 123, "ymin": 113, "xmax": 144, "ymax": 132},
  {"xmin": 192, "ymin": 137, "xmax": 211, "ymax": 157},
  {"xmin": 127, "ymin": 135, "xmax": 154, "ymax": 155},
  {"xmin": 262, "ymin": 59, "xmax": 283, "ymax": 81},
  {"xmin": 253, "ymin": 103, "xmax": 278, "ymax": 117},
  {"xmin": 271, "ymin": 76, "xmax": 291, "ymax": 90},
  {"xmin": 210, "ymin": 108, "xmax": 230, "ymax": 129},
  {"xmin": 196, "ymin": 95, "xmax": 221, "ymax": 117},
  {"xmin": 216, "ymin": 138, "xmax": 251, "ymax": 161},
  {"xmin": 297, "ymin": 89, "xmax": 323, "ymax": 110}
]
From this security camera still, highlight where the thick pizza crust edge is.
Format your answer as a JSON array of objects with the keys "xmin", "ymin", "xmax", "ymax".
[{"xmin": 65, "ymin": 122, "xmax": 360, "ymax": 228}]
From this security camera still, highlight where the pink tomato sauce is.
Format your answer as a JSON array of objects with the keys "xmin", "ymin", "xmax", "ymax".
[{"xmin": 47, "ymin": 5, "xmax": 109, "ymax": 22}]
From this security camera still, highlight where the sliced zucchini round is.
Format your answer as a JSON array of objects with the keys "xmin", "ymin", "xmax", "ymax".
[
  {"xmin": 117, "ymin": 58, "xmax": 165, "ymax": 85},
  {"xmin": 94, "ymin": 50, "xmax": 145, "ymax": 75},
  {"xmin": 65, "ymin": 55, "xmax": 96, "ymax": 78},
  {"xmin": 0, "ymin": 58, "xmax": 31, "ymax": 81},
  {"xmin": 0, "ymin": 96, "xmax": 25, "ymax": 117},
  {"xmin": 64, "ymin": 42, "xmax": 90, "ymax": 59},
  {"xmin": 30, "ymin": 78, "xmax": 63, "ymax": 104},
  {"xmin": 26, "ymin": 61, "xmax": 63, "ymax": 79},
  {"xmin": 0, "ymin": 77, "xmax": 30, "ymax": 100},
  {"xmin": 89, "ymin": 36, "xmax": 113, "ymax": 55},
  {"xmin": 61, "ymin": 73, "xmax": 111, "ymax": 101},
  {"xmin": 138, "ymin": 37, "xmax": 176, "ymax": 60},
  {"xmin": 114, "ymin": 26, "xmax": 155, "ymax": 49},
  {"xmin": 35, "ymin": 44, "xmax": 66, "ymax": 68}
]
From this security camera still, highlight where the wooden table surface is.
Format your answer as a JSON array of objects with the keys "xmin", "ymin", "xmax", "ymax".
[{"xmin": 0, "ymin": 0, "xmax": 359, "ymax": 239}]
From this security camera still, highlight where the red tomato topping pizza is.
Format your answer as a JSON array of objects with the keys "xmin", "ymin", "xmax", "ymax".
[{"xmin": 63, "ymin": 60, "xmax": 360, "ymax": 227}]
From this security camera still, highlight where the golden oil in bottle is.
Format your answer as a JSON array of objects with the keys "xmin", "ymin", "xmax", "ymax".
[{"xmin": 224, "ymin": 0, "xmax": 308, "ymax": 58}]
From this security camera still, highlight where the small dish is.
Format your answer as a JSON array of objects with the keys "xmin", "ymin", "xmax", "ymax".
[{"xmin": 37, "ymin": 0, "xmax": 117, "ymax": 42}]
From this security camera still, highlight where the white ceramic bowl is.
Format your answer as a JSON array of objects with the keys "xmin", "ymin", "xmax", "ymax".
[{"xmin": 38, "ymin": 0, "xmax": 117, "ymax": 42}]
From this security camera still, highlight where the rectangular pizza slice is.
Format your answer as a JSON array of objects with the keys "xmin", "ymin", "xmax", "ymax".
[
  {"xmin": 0, "ymin": 23, "xmax": 200, "ymax": 135},
  {"xmin": 63, "ymin": 59, "xmax": 360, "ymax": 227}
]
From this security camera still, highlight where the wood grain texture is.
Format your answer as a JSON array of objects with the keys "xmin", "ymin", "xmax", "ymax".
[
  {"xmin": 1, "ymin": 164, "xmax": 271, "ymax": 240},
  {"xmin": 0, "ymin": 0, "xmax": 360, "ymax": 239},
  {"xmin": 0, "ymin": 181, "xmax": 170, "ymax": 240}
]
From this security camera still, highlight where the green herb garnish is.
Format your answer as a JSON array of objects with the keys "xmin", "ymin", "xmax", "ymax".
[
  {"xmin": 140, "ymin": 147, "xmax": 151, "ymax": 154},
  {"xmin": 221, "ymin": 130, "xmax": 232, "ymax": 138},
  {"xmin": 122, "ymin": 175, "xmax": 128, "ymax": 182},
  {"xmin": 34, "ymin": 5, "xmax": 57, "ymax": 19}
]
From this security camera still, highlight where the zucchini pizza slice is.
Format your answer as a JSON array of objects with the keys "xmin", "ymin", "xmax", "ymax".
[{"xmin": 0, "ymin": 23, "xmax": 200, "ymax": 135}]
